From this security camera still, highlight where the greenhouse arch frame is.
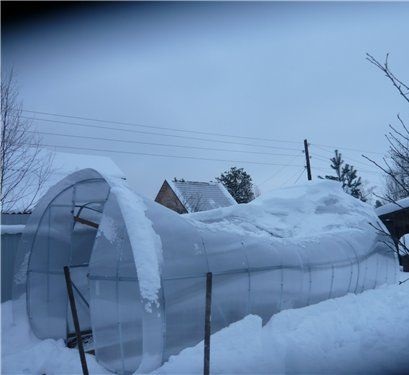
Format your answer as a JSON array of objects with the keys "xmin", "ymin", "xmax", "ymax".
[{"xmin": 13, "ymin": 169, "xmax": 398, "ymax": 374}]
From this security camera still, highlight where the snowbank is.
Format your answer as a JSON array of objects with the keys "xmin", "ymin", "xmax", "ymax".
[
  {"xmin": 187, "ymin": 180, "xmax": 381, "ymax": 240},
  {"xmin": 1, "ymin": 298, "xmax": 107, "ymax": 374},
  {"xmin": 156, "ymin": 278, "xmax": 409, "ymax": 374},
  {"xmin": 3, "ymin": 278, "xmax": 408, "ymax": 374}
]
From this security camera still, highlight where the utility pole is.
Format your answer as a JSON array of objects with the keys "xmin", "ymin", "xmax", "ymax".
[{"xmin": 304, "ymin": 139, "xmax": 312, "ymax": 181}]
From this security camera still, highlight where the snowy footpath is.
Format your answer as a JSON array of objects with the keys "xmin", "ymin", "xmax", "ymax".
[{"xmin": 2, "ymin": 275, "xmax": 409, "ymax": 374}]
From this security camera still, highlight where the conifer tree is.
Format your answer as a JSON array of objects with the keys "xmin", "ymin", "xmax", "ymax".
[
  {"xmin": 320, "ymin": 150, "xmax": 367, "ymax": 202},
  {"xmin": 216, "ymin": 167, "xmax": 255, "ymax": 203}
]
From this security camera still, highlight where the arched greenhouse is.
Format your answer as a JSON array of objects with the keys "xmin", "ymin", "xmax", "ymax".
[{"xmin": 13, "ymin": 169, "xmax": 398, "ymax": 373}]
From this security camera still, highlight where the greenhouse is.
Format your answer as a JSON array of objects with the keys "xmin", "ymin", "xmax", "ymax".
[{"xmin": 13, "ymin": 169, "xmax": 398, "ymax": 374}]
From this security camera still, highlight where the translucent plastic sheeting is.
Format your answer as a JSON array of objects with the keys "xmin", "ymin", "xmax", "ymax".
[{"xmin": 13, "ymin": 169, "xmax": 398, "ymax": 374}]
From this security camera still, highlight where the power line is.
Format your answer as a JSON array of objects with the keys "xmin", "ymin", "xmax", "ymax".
[
  {"xmin": 281, "ymin": 166, "xmax": 306, "ymax": 187},
  {"xmin": 259, "ymin": 152, "xmax": 304, "ymax": 186},
  {"xmin": 30, "ymin": 130, "xmax": 301, "ymax": 158},
  {"xmin": 310, "ymin": 153, "xmax": 380, "ymax": 174},
  {"xmin": 311, "ymin": 154, "xmax": 330, "ymax": 162},
  {"xmin": 17, "ymin": 109, "xmax": 386, "ymax": 156},
  {"xmin": 39, "ymin": 143, "xmax": 307, "ymax": 167},
  {"xmin": 309, "ymin": 157, "xmax": 381, "ymax": 175},
  {"xmin": 293, "ymin": 166, "xmax": 306, "ymax": 184},
  {"xmin": 311, "ymin": 145, "xmax": 377, "ymax": 167},
  {"xmin": 311, "ymin": 143, "xmax": 384, "ymax": 156},
  {"xmin": 22, "ymin": 109, "xmax": 301, "ymax": 145},
  {"xmin": 22, "ymin": 116, "xmax": 302, "ymax": 152}
]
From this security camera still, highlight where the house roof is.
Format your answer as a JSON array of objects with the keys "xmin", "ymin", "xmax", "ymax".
[
  {"xmin": 3, "ymin": 150, "xmax": 125, "ymax": 214},
  {"xmin": 167, "ymin": 180, "xmax": 237, "ymax": 213},
  {"xmin": 375, "ymin": 197, "xmax": 409, "ymax": 217}
]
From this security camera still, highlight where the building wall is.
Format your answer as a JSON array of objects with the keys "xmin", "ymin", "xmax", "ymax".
[
  {"xmin": 1, "ymin": 213, "xmax": 30, "ymax": 302},
  {"xmin": 155, "ymin": 180, "xmax": 188, "ymax": 214}
]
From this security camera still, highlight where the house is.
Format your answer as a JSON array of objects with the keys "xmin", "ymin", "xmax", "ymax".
[{"xmin": 155, "ymin": 179, "xmax": 237, "ymax": 214}]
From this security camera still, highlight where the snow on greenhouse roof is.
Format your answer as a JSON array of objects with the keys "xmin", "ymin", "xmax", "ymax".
[
  {"xmin": 375, "ymin": 197, "xmax": 409, "ymax": 217},
  {"xmin": 187, "ymin": 180, "xmax": 381, "ymax": 240},
  {"xmin": 167, "ymin": 179, "xmax": 237, "ymax": 213},
  {"xmin": 109, "ymin": 178, "xmax": 163, "ymax": 307},
  {"xmin": 4, "ymin": 150, "xmax": 125, "ymax": 213}
]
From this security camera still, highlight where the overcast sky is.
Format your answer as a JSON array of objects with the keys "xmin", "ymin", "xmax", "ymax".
[{"xmin": 2, "ymin": 1, "xmax": 409, "ymax": 200}]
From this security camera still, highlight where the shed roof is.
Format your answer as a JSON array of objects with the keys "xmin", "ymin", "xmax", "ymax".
[
  {"xmin": 167, "ymin": 180, "xmax": 237, "ymax": 213},
  {"xmin": 375, "ymin": 197, "xmax": 409, "ymax": 217}
]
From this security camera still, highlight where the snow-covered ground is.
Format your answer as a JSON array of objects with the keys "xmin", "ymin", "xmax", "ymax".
[
  {"xmin": 2, "ymin": 273, "xmax": 409, "ymax": 374},
  {"xmin": 158, "ymin": 272, "xmax": 409, "ymax": 374}
]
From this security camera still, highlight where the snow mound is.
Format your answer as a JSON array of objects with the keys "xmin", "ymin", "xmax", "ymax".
[
  {"xmin": 156, "ymin": 278, "xmax": 409, "ymax": 374},
  {"xmin": 187, "ymin": 180, "xmax": 379, "ymax": 239},
  {"xmin": 3, "ymin": 278, "xmax": 408, "ymax": 374},
  {"xmin": 1, "ymin": 298, "xmax": 107, "ymax": 374}
]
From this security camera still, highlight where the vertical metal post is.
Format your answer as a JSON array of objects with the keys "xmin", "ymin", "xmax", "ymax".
[
  {"xmin": 204, "ymin": 272, "xmax": 213, "ymax": 375},
  {"xmin": 64, "ymin": 266, "xmax": 89, "ymax": 375},
  {"xmin": 304, "ymin": 139, "xmax": 312, "ymax": 181}
]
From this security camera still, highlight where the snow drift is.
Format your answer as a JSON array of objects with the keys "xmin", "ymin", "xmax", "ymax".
[
  {"xmin": 3, "ymin": 277, "xmax": 408, "ymax": 374},
  {"xmin": 187, "ymin": 180, "xmax": 379, "ymax": 240}
]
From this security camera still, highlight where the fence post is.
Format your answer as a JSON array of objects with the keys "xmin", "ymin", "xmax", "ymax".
[
  {"xmin": 64, "ymin": 266, "xmax": 89, "ymax": 375},
  {"xmin": 204, "ymin": 272, "xmax": 213, "ymax": 375}
]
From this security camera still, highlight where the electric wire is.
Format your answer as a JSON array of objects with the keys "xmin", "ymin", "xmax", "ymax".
[
  {"xmin": 16, "ymin": 109, "xmax": 385, "ymax": 156},
  {"xmin": 309, "ymin": 155, "xmax": 381, "ymax": 175},
  {"xmin": 30, "ymin": 130, "xmax": 300, "ymax": 157},
  {"xmin": 311, "ymin": 143, "xmax": 384, "ymax": 156},
  {"xmin": 22, "ymin": 109, "xmax": 302, "ymax": 145},
  {"xmin": 22, "ymin": 116, "xmax": 302, "ymax": 151},
  {"xmin": 281, "ymin": 166, "xmax": 306, "ymax": 187},
  {"xmin": 39, "ymin": 143, "xmax": 307, "ymax": 167},
  {"xmin": 311, "ymin": 145, "xmax": 377, "ymax": 168},
  {"xmin": 259, "ymin": 152, "xmax": 304, "ymax": 186},
  {"xmin": 293, "ymin": 166, "xmax": 306, "ymax": 184}
]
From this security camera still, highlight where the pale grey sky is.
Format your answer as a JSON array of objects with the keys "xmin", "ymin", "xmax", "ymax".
[{"xmin": 2, "ymin": 2, "xmax": 409, "ymax": 200}]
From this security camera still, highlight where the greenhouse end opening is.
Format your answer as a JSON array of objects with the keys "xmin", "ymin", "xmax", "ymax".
[{"xmin": 12, "ymin": 169, "xmax": 398, "ymax": 374}]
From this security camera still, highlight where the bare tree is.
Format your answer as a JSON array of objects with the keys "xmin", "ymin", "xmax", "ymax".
[
  {"xmin": 363, "ymin": 53, "xmax": 409, "ymax": 266},
  {"xmin": 363, "ymin": 53, "xmax": 409, "ymax": 203},
  {"xmin": 1, "ymin": 71, "xmax": 53, "ymax": 213}
]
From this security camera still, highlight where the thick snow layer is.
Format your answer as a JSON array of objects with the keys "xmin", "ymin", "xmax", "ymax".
[
  {"xmin": 187, "ymin": 180, "xmax": 381, "ymax": 240},
  {"xmin": 0, "ymin": 225, "xmax": 25, "ymax": 235},
  {"xmin": 1, "ymin": 298, "xmax": 108, "ymax": 374},
  {"xmin": 3, "ymin": 275, "xmax": 408, "ymax": 374},
  {"xmin": 110, "ymin": 179, "xmax": 163, "ymax": 309},
  {"xmin": 156, "ymin": 277, "xmax": 409, "ymax": 374}
]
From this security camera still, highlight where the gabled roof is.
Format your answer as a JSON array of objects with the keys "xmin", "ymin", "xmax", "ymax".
[{"xmin": 167, "ymin": 180, "xmax": 237, "ymax": 213}]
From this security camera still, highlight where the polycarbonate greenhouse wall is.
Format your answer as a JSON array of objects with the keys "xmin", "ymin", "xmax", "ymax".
[{"xmin": 13, "ymin": 169, "xmax": 398, "ymax": 374}]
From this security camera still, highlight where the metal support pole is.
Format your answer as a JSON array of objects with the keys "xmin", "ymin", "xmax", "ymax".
[
  {"xmin": 64, "ymin": 266, "xmax": 89, "ymax": 375},
  {"xmin": 204, "ymin": 272, "xmax": 213, "ymax": 375},
  {"xmin": 304, "ymin": 139, "xmax": 312, "ymax": 181}
]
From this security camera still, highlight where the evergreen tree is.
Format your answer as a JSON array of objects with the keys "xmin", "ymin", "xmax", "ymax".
[
  {"xmin": 320, "ymin": 150, "xmax": 367, "ymax": 202},
  {"xmin": 216, "ymin": 167, "xmax": 255, "ymax": 203},
  {"xmin": 375, "ymin": 200, "xmax": 383, "ymax": 208}
]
